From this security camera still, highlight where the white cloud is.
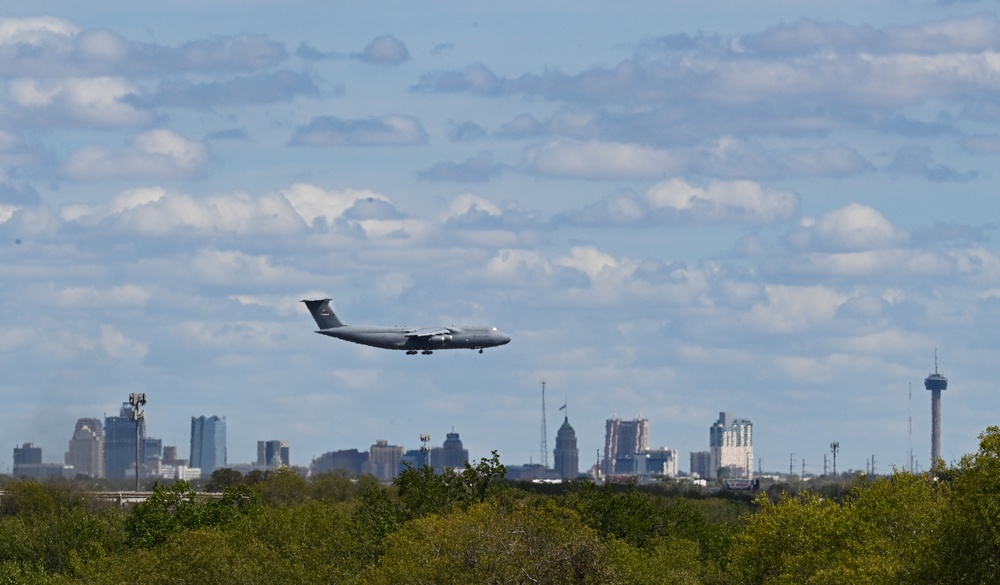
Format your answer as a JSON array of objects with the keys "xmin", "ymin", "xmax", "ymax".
[
  {"xmin": 647, "ymin": 178, "xmax": 798, "ymax": 224},
  {"xmin": 555, "ymin": 246, "xmax": 619, "ymax": 279},
  {"xmin": 481, "ymin": 249, "xmax": 554, "ymax": 283},
  {"xmin": 0, "ymin": 204, "xmax": 18, "ymax": 223},
  {"xmin": 791, "ymin": 204, "xmax": 907, "ymax": 252},
  {"xmin": 813, "ymin": 204, "xmax": 907, "ymax": 251},
  {"xmin": 440, "ymin": 193, "xmax": 502, "ymax": 221},
  {"xmin": 522, "ymin": 139, "xmax": 685, "ymax": 179},
  {"xmin": 190, "ymin": 249, "xmax": 305, "ymax": 286},
  {"xmin": 355, "ymin": 35, "xmax": 409, "ymax": 65},
  {"xmin": 56, "ymin": 285, "xmax": 150, "ymax": 308},
  {"xmin": 746, "ymin": 284, "xmax": 847, "ymax": 333},
  {"xmin": 0, "ymin": 16, "xmax": 78, "ymax": 46},
  {"xmin": 9, "ymin": 77, "xmax": 150, "ymax": 127},
  {"xmin": 290, "ymin": 115, "xmax": 427, "ymax": 147},
  {"xmin": 62, "ymin": 129, "xmax": 208, "ymax": 180},
  {"xmin": 280, "ymin": 183, "xmax": 390, "ymax": 226},
  {"xmin": 99, "ymin": 324, "xmax": 148, "ymax": 361}
]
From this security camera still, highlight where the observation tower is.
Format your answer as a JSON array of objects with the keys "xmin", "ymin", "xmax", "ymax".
[{"xmin": 924, "ymin": 353, "xmax": 948, "ymax": 472}]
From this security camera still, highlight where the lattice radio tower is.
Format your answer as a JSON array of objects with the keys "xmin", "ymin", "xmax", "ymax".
[{"xmin": 540, "ymin": 381, "xmax": 549, "ymax": 469}]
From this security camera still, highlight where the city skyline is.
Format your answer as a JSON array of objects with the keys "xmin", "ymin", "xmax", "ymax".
[
  {"xmin": 8, "ymin": 406, "xmax": 877, "ymax": 479},
  {"xmin": 3, "ymin": 2, "xmax": 1000, "ymax": 474}
]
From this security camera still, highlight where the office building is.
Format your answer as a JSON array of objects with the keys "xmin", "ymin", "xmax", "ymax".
[
  {"xmin": 13, "ymin": 443, "xmax": 67, "ymax": 480},
  {"xmin": 257, "ymin": 440, "xmax": 290, "ymax": 467},
  {"xmin": 13, "ymin": 442, "xmax": 41, "ymax": 465},
  {"xmin": 709, "ymin": 412, "xmax": 753, "ymax": 479},
  {"xmin": 104, "ymin": 402, "xmax": 143, "ymax": 479},
  {"xmin": 312, "ymin": 449, "xmax": 368, "ymax": 475},
  {"xmin": 603, "ymin": 417, "xmax": 649, "ymax": 475},
  {"xmin": 190, "ymin": 415, "xmax": 226, "ymax": 477},
  {"xmin": 553, "ymin": 416, "xmax": 579, "ymax": 479},
  {"xmin": 430, "ymin": 431, "xmax": 468, "ymax": 473},
  {"xmin": 643, "ymin": 448, "xmax": 678, "ymax": 477},
  {"xmin": 690, "ymin": 451, "xmax": 712, "ymax": 479},
  {"xmin": 104, "ymin": 402, "xmax": 161, "ymax": 479},
  {"xmin": 65, "ymin": 418, "xmax": 104, "ymax": 478},
  {"xmin": 364, "ymin": 440, "xmax": 404, "ymax": 481}
]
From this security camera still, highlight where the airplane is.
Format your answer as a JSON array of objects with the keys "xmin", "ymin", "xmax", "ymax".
[{"xmin": 302, "ymin": 298, "xmax": 511, "ymax": 355}]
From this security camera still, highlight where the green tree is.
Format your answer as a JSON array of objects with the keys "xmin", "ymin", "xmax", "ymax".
[
  {"xmin": 937, "ymin": 426, "xmax": 1000, "ymax": 584},
  {"xmin": 394, "ymin": 464, "xmax": 466, "ymax": 517},
  {"xmin": 252, "ymin": 467, "xmax": 309, "ymax": 507},
  {"xmin": 727, "ymin": 473, "xmax": 944, "ymax": 585},
  {"xmin": 205, "ymin": 468, "xmax": 243, "ymax": 493},
  {"xmin": 364, "ymin": 499, "xmax": 613, "ymax": 584}
]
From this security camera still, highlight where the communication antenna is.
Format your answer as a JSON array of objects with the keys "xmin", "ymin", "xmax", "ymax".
[
  {"xmin": 129, "ymin": 392, "xmax": 146, "ymax": 493},
  {"xmin": 830, "ymin": 442, "xmax": 839, "ymax": 476},
  {"xmin": 908, "ymin": 382, "xmax": 914, "ymax": 474},
  {"xmin": 419, "ymin": 434, "xmax": 431, "ymax": 468},
  {"xmin": 540, "ymin": 381, "xmax": 549, "ymax": 469}
]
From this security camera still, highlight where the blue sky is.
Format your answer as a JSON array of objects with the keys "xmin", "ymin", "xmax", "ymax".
[{"xmin": 1, "ymin": 0, "xmax": 998, "ymax": 476}]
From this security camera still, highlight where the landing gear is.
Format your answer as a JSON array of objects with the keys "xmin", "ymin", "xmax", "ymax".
[
  {"xmin": 479, "ymin": 349, "xmax": 484, "ymax": 354},
  {"xmin": 406, "ymin": 350, "xmax": 417, "ymax": 355},
  {"xmin": 421, "ymin": 350, "xmax": 434, "ymax": 355}
]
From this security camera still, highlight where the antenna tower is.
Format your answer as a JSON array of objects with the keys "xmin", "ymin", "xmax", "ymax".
[
  {"xmin": 540, "ymin": 381, "xmax": 549, "ymax": 469},
  {"xmin": 908, "ymin": 382, "xmax": 914, "ymax": 473}
]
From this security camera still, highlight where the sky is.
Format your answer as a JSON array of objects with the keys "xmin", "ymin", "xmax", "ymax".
[{"xmin": 1, "ymin": 0, "xmax": 999, "ymax": 476}]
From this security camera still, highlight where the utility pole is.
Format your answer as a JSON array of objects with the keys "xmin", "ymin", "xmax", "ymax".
[{"xmin": 129, "ymin": 393, "xmax": 146, "ymax": 492}]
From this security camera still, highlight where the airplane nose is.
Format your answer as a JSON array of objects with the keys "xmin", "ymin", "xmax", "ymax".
[{"xmin": 500, "ymin": 333, "xmax": 511, "ymax": 345}]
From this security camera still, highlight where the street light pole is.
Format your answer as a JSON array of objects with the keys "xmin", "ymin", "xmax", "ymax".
[{"xmin": 129, "ymin": 393, "xmax": 146, "ymax": 492}]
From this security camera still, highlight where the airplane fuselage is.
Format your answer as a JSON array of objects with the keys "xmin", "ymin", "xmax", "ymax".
[
  {"xmin": 317, "ymin": 325, "xmax": 509, "ymax": 350},
  {"xmin": 302, "ymin": 298, "xmax": 510, "ymax": 355}
]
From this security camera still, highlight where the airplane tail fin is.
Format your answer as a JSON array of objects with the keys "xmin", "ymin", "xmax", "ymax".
[{"xmin": 302, "ymin": 298, "xmax": 345, "ymax": 329}]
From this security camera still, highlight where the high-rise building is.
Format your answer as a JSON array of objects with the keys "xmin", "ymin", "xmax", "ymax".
[
  {"xmin": 709, "ymin": 412, "xmax": 753, "ymax": 479},
  {"xmin": 65, "ymin": 418, "xmax": 104, "ymax": 478},
  {"xmin": 690, "ymin": 451, "xmax": 711, "ymax": 479},
  {"xmin": 364, "ymin": 440, "xmax": 404, "ymax": 481},
  {"xmin": 311, "ymin": 449, "xmax": 368, "ymax": 475},
  {"xmin": 13, "ymin": 442, "xmax": 41, "ymax": 465},
  {"xmin": 603, "ymin": 417, "xmax": 649, "ymax": 475},
  {"xmin": 553, "ymin": 416, "xmax": 579, "ymax": 479},
  {"xmin": 104, "ymin": 403, "xmax": 144, "ymax": 479},
  {"xmin": 257, "ymin": 440, "xmax": 290, "ymax": 467},
  {"xmin": 190, "ymin": 415, "xmax": 226, "ymax": 477},
  {"xmin": 13, "ymin": 443, "xmax": 65, "ymax": 480},
  {"xmin": 430, "ymin": 431, "xmax": 468, "ymax": 472},
  {"xmin": 643, "ymin": 448, "xmax": 678, "ymax": 477}
]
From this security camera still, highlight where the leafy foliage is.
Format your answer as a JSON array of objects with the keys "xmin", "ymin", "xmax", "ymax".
[{"xmin": 8, "ymin": 437, "xmax": 1000, "ymax": 583}]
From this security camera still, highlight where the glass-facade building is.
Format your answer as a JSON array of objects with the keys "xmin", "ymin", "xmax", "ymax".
[{"xmin": 190, "ymin": 415, "xmax": 226, "ymax": 477}]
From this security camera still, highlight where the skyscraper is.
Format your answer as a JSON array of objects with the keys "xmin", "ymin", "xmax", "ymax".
[
  {"xmin": 553, "ymin": 416, "xmax": 579, "ymax": 479},
  {"xmin": 364, "ymin": 440, "xmax": 404, "ymax": 481},
  {"xmin": 430, "ymin": 431, "xmax": 468, "ymax": 472},
  {"xmin": 190, "ymin": 415, "xmax": 226, "ymax": 477},
  {"xmin": 603, "ymin": 417, "xmax": 649, "ymax": 475},
  {"xmin": 709, "ymin": 412, "xmax": 753, "ymax": 479},
  {"xmin": 65, "ymin": 418, "xmax": 104, "ymax": 478},
  {"xmin": 13, "ymin": 442, "xmax": 41, "ymax": 466},
  {"xmin": 257, "ymin": 440, "xmax": 290, "ymax": 467},
  {"xmin": 104, "ymin": 402, "xmax": 144, "ymax": 479}
]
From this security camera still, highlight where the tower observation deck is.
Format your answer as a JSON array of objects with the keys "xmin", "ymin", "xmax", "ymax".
[{"xmin": 924, "ymin": 355, "xmax": 948, "ymax": 472}]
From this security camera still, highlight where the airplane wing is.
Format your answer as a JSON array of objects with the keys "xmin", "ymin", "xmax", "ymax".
[{"xmin": 405, "ymin": 327, "xmax": 453, "ymax": 338}]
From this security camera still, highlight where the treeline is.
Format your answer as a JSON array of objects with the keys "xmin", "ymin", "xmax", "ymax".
[{"xmin": 1, "ymin": 429, "xmax": 1000, "ymax": 584}]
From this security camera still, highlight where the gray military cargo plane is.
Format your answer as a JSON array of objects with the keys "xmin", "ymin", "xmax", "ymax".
[{"xmin": 302, "ymin": 298, "xmax": 511, "ymax": 355}]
